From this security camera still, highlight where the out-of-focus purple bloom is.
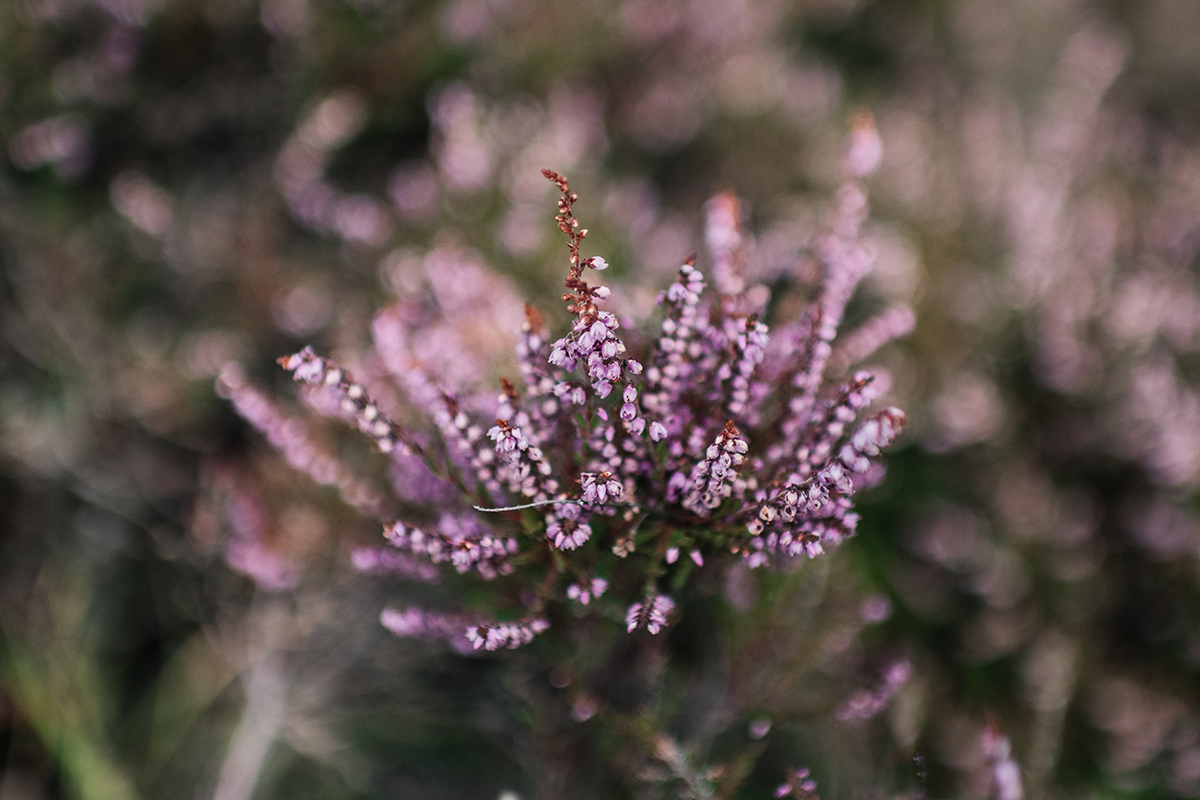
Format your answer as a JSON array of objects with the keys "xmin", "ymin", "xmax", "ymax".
[
  {"xmin": 983, "ymin": 727, "xmax": 1026, "ymax": 800},
  {"xmin": 567, "ymin": 577, "xmax": 608, "ymax": 605},
  {"xmin": 835, "ymin": 659, "xmax": 912, "ymax": 721},
  {"xmin": 775, "ymin": 766, "xmax": 820, "ymax": 799},
  {"xmin": 224, "ymin": 539, "xmax": 300, "ymax": 592},
  {"xmin": 351, "ymin": 546, "xmax": 440, "ymax": 582},
  {"xmin": 380, "ymin": 607, "xmax": 476, "ymax": 654}
]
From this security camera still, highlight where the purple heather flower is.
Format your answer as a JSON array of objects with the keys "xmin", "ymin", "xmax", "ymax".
[
  {"xmin": 380, "ymin": 607, "xmax": 477, "ymax": 654},
  {"xmin": 566, "ymin": 577, "xmax": 608, "ymax": 605},
  {"xmin": 683, "ymin": 421, "xmax": 749, "ymax": 516},
  {"xmin": 277, "ymin": 346, "xmax": 413, "ymax": 456},
  {"xmin": 232, "ymin": 127, "xmax": 905, "ymax": 652},
  {"xmin": 546, "ymin": 502, "xmax": 593, "ymax": 550},
  {"xmin": 466, "ymin": 617, "xmax": 550, "ymax": 651},
  {"xmin": 216, "ymin": 364, "xmax": 388, "ymax": 516},
  {"xmin": 580, "ymin": 471, "xmax": 624, "ymax": 504},
  {"xmin": 626, "ymin": 594, "xmax": 675, "ymax": 634},
  {"xmin": 488, "ymin": 419, "xmax": 526, "ymax": 463},
  {"xmin": 384, "ymin": 518, "xmax": 517, "ymax": 580}
]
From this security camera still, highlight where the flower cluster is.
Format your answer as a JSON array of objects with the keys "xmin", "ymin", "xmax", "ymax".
[
  {"xmin": 224, "ymin": 119, "xmax": 906, "ymax": 652},
  {"xmin": 625, "ymin": 594, "xmax": 675, "ymax": 635},
  {"xmin": 682, "ymin": 420, "xmax": 749, "ymax": 516},
  {"xmin": 775, "ymin": 767, "xmax": 820, "ymax": 800},
  {"xmin": 835, "ymin": 659, "xmax": 913, "ymax": 721}
]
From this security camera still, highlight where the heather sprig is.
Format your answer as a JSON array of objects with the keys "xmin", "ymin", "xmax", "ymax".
[{"xmin": 230, "ymin": 118, "xmax": 906, "ymax": 652}]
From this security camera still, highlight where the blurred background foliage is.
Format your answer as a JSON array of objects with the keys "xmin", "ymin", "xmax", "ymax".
[{"xmin": 4, "ymin": 0, "xmax": 1200, "ymax": 797}]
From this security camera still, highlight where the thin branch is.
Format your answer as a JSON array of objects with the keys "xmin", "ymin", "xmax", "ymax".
[{"xmin": 473, "ymin": 497, "xmax": 584, "ymax": 513}]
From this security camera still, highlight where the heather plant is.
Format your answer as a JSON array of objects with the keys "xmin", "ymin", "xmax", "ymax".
[
  {"xmin": 7, "ymin": 0, "xmax": 1200, "ymax": 798},
  {"xmin": 217, "ymin": 118, "xmax": 909, "ymax": 795},
  {"xmin": 854, "ymin": 16, "xmax": 1200, "ymax": 798}
]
